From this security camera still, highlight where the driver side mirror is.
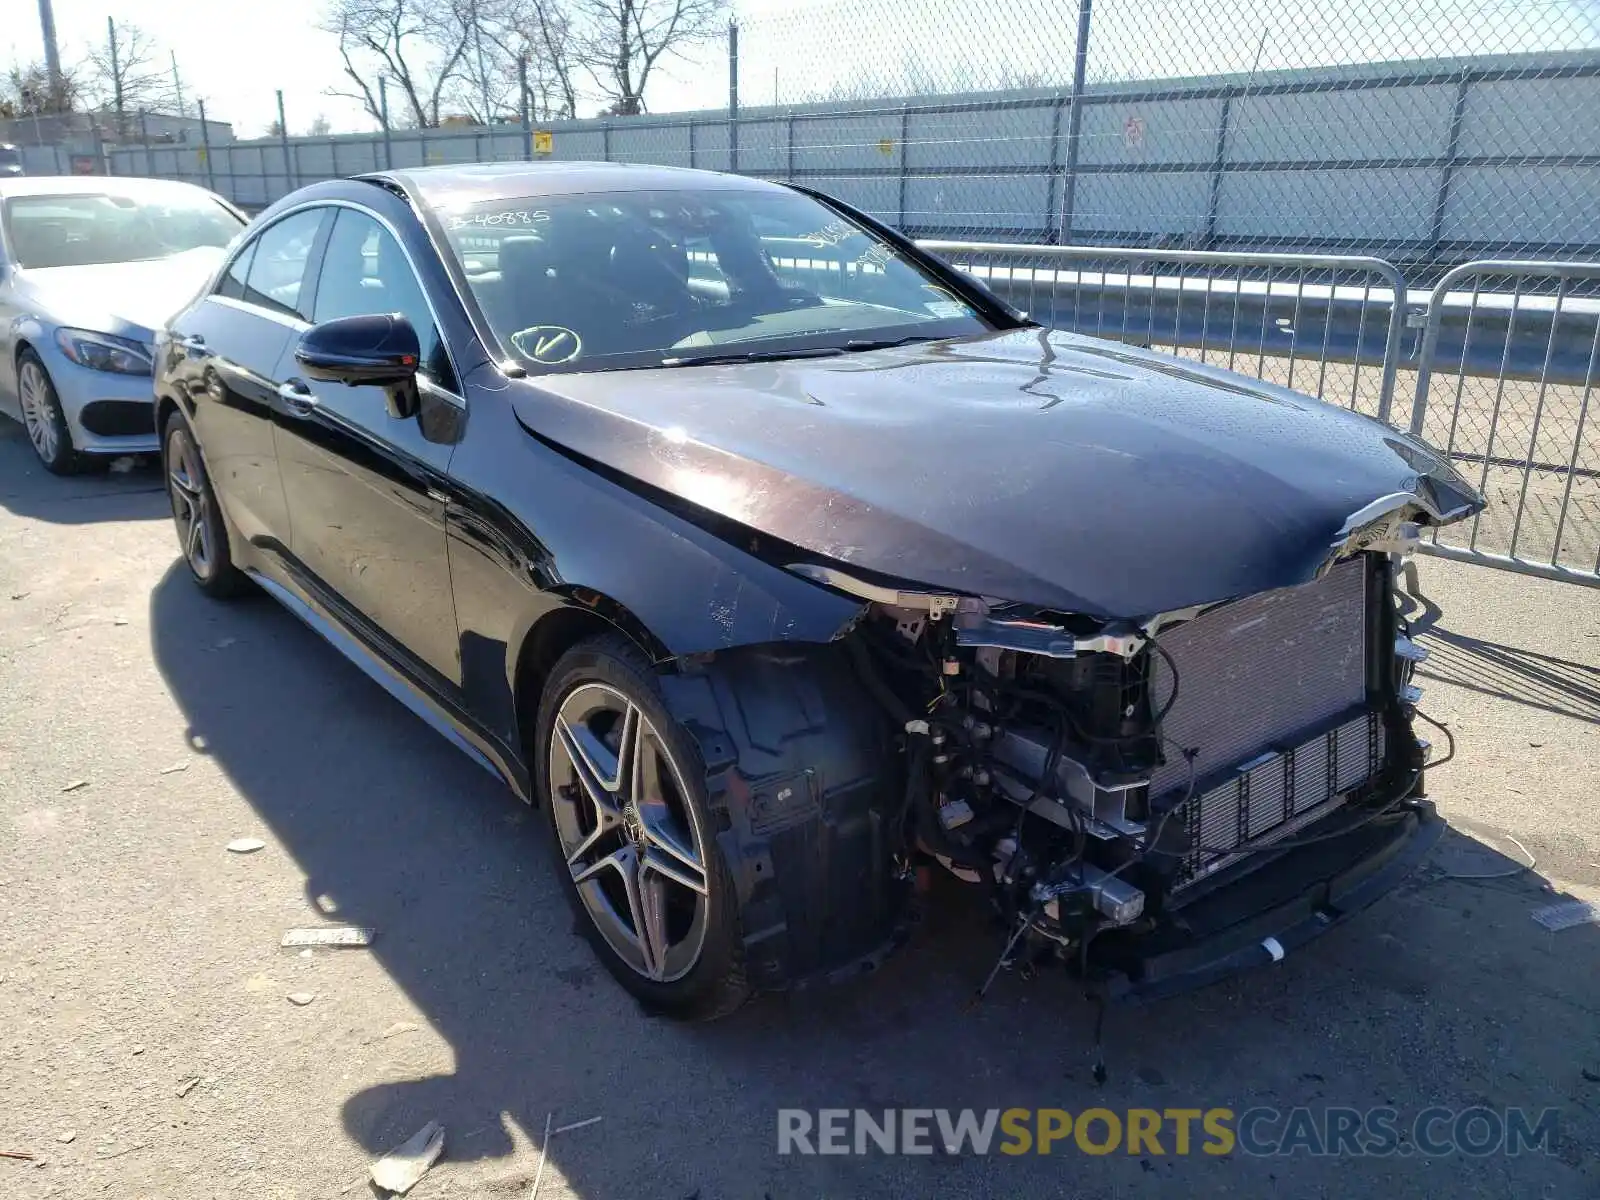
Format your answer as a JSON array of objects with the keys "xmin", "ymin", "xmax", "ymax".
[{"xmin": 294, "ymin": 312, "xmax": 421, "ymax": 420}]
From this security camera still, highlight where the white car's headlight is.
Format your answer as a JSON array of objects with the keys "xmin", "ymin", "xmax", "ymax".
[{"xmin": 54, "ymin": 328, "xmax": 154, "ymax": 376}]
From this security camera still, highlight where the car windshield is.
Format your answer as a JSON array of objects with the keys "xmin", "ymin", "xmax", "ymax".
[
  {"xmin": 438, "ymin": 187, "xmax": 996, "ymax": 372},
  {"xmin": 3, "ymin": 189, "xmax": 243, "ymax": 269}
]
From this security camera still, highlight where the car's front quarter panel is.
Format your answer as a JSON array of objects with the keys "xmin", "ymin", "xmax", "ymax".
[
  {"xmin": 444, "ymin": 368, "xmax": 866, "ymax": 756},
  {"xmin": 3, "ymin": 277, "xmax": 160, "ymax": 453}
]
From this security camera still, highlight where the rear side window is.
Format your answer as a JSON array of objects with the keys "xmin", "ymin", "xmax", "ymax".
[
  {"xmin": 217, "ymin": 240, "xmax": 256, "ymax": 300},
  {"xmin": 239, "ymin": 209, "xmax": 324, "ymax": 320}
]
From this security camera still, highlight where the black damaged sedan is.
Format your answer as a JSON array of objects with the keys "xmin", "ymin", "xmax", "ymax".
[{"xmin": 154, "ymin": 163, "xmax": 1482, "ymax": 1018}]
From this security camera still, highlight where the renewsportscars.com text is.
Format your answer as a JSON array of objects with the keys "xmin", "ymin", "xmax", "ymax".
[{"xmin": 776, "ymin": 1106, "xmax": 1560, "ymax": 1158}]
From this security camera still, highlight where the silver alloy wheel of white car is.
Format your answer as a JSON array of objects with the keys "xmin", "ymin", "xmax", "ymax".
[{"xmin": 17, "ymin": 357, "xmax": 61, "ymax": 464}]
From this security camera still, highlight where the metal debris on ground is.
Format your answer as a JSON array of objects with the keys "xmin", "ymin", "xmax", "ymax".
[
  {"xmin": 158, "ymin": 762, "xmax": 190, "ymax": 775},
  {"xmin": 369, "ymin": 1121, "xmax": 444, "ymax": 1195},
  {"xmin": 55, "ymin": 1131, "xmax": 75, "ymax": 1144},
  {"xmin": 61, "ymin": 780, "xmax": 88, "ymax": 793},
  {"xmin": 1531, "ymin": 898, "xmax": 1600, "ymax": 932},
  {"xmin": 287, "ymin": 992, "xmax": 317, "ymax": 1006},
  {"xmin": 381, "ymin": 1021, "xmax": 419, "ymax": 1039},
  {"xmin": 552, "ymin": 1117, "xmax": 603, "ymax": 1135},
  {"xmin": 281, "ymin": 926, "xmax": 374, "ymax": 949},
  {"xmin": 1, "ymin": 1150, "xmax": 36, "ymax": 1161},
  {"xmin": 226, "ymin": 837, "xmax": 266, "ymax": 854},
  {"xmin": 175, "ymin": 1077, "xmax": 200, "ymax": 1098},
  {"xmin": 530, "ymin": 1113, "xmax": 554, "ymax": 1200},
  {"xmin": 107, "ymin": 456, "xmax": 137, "ymax": 474},
  {"xmin": 528, "ymin": 1112, "xmax": 602, "ymax": 1197},
  {"xmin": 96, "ymin": 1141, "xmax": 149, "ymax": 1160}
]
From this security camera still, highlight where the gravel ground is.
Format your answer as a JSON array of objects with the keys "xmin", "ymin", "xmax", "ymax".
[{"xmin": 1, "ymin": 420, "xmax": 1597, "ymax": 1199}]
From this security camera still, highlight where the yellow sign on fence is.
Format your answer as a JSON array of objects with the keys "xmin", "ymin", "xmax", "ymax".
[{"xmin": 534, "ymin": 130, "xmax": 554, "ymax": 155}]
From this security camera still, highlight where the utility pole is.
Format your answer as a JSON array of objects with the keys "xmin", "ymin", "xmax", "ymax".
[
  {"xmin": 171, "ymin": 51, "xmax": 185, "ymax": 119},
  {"xmin": 470, "ymin": 0, "xmax": 490, "ymax": 122},
  {"xmin": 519, "ymin": 54, "xmax": 532, "ymax": 160},
  {"xmin": 728, "ymin": 20, "xmax": 739, "ymax": 173},
  {"xmin": 276, "ymin": 89, "xmax": 295, "ymax": 190},
  {"xmin": 37, "ymin": 0, "xmax": 63, "ymax": 109},
  {"xmin": 107, "ymin": 17, "xmax": 126, "ymax": 138},
  {"xmin": 379, "ymin": 75, "xmax": 392, "ymax": 169}
]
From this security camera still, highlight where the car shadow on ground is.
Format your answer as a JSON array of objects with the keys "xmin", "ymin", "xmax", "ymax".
[
  {"xmin": 1418, "ymin": 625, "xmax": 1600, "ymax": 725},
  {"xmin": 148, "ymin": 563, "xmax": 1599, "ymax": 1197},
  {"xmin": 0, "ymin": 421, "xmax": 166, "ymax": 524}
]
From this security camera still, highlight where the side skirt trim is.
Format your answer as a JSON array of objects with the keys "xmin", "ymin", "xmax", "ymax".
[{"xmin": 246, "ymin": 568, "xmax": 530, "ymax": 801}]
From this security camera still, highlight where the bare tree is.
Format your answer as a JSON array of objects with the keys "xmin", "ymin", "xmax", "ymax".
[
  {"xmin": 317, "ymin": 0, "xmax": 714, "ymax": 128},
  {"xmin": 308, "ymin": 113, "xmax": 334, "ymax": 135},
  {"xmin": 524, "ymin": 0, "xmax": 579, "ymax": 119},
  {"xmin": 0, "ymin": 60, "xmax": 84, "ymax": 117},
  {"xmin": 438, "ymin": 0, "xmax": 582, "ymax": 123},
  {"xmin": 84, "ymin": 21, "xmax": 181, "ymax": 131},
  {"xmin": 568, "ymin": 0, "xmax": 727, "ymax": 116},
  {"xmin": 444, "ymin": 0, "xmax": 529, "ymax": 123},
  {"xmin": 322, "ymin": 0, "xmax": 478, "ymax": 128}
]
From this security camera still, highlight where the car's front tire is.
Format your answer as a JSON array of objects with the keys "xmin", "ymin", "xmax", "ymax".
[
  {"xmin": 535, "ymin": 634, "xmax": 750, "ymax": 1020},
  {"xmin": 162, "ymin": 408, "xmax": 249, "ymax": 599},
  {"xmin": 16, "ymin": 350, "xmax": 88, "ymax": 475}
]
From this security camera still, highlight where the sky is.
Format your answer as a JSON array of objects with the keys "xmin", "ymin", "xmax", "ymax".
[
  {"xmin": 9, "ymin": 0, "xmax": 1598, "ymax": 137},
  {"xmin": 9, "ymin": 0, "xmax": 732, "ymax": 136}
]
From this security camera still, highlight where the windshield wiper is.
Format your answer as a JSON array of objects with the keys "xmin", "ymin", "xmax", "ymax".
[
  {"xmin": 658, "ymin": 346, "xmax": 846, "ymax": 367},
  {"xmin": 842, "ymin": 334, "xmax": 946, "ymax": 352}
]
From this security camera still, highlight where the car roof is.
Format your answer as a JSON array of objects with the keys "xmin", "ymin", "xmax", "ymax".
[
  {"xmin": 0, "ymin": 175, "xmax": 221, "ymax": 200},
  {"xmin": 375, "ymin": 161, "xmax": 791, "ymax": 210}
]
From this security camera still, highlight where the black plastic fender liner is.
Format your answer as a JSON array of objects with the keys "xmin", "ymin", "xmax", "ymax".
[{"xmin": 658, "ymin": 644, "xmax": 911, "ymax": 990}]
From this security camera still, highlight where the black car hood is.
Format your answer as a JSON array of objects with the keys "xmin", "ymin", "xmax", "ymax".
[{"xmin": 507, "ymin": 327, "xmax": 1482, "ymax": 618}]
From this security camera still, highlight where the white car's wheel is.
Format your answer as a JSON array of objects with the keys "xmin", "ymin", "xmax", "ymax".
[{"xmin": 17, "ymin": 351, "xmax": 87, "ymax": 475}]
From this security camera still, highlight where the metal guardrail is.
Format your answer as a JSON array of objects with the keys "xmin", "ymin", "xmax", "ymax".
[
  {"xmin": 920, "ymin": 241, "xmax": 1600, "ymax": 588},
  {"xmin": 919, "ymin": 241, "xmax": 1408, "ymax": 422},
  {"xmin": 1408, "ymin": 260, "xmax": 1600, "ymax": 586}
]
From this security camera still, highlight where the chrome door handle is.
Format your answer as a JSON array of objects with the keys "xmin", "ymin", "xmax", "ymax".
[
  {"xmin": 178, "ymin": 333, "xmax": 207, "ymax": 352},
  {"xmin": 277, "ymin": 381, "xmax": 318, "ymax": 412}
]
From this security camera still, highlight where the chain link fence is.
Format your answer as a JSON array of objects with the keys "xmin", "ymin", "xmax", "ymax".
[
  {"xmin": 732, "ymin": 0, "xmax": 1600, "ymax": 278},
  {"xmin": 74, "ymin": 0, "xmax": 1595, "ymax": 279}
]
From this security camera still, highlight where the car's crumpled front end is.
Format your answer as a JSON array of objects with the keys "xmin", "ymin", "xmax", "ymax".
[
  {"xmin": 826, "ymin": 538, "xmax": 1447, "ymax": 1000},
  {"xmin": 511, "ymin": 324, "xmax": 1484, "ymax": 999}
]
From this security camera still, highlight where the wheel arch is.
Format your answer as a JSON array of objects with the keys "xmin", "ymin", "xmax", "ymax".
[
  {"xmin": 509, "ymin": 587, "xmax": 673, "ymax": 793},
  {"xmin": 155, "ymin": 393, "xmax": 184, "ymax": 440}
]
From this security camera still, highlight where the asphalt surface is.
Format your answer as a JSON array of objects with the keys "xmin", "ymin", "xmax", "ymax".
[{"xmin": 1, "ymin": 419, "xmax": 1597, "ymax": 1199}]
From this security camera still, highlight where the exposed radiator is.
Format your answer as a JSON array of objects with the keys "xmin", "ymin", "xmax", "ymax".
[{"xmin": 1149, "ymin": 557, "xmax": 1383, "ymax": 888}]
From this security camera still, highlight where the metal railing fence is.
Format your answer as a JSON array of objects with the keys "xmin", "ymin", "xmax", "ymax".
[
  {"xmin": 1408, "ymin": 261, "xmax": 1600, "ymax": 584},
  {"xmin": 918, "ymin": 241, "xmax": 1408, "ymax": 421}
]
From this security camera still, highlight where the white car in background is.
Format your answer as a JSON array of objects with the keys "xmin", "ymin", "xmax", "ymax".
[{"xmin": 0, "ymin": 176, "xmax": 245, "ymax": 473}]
